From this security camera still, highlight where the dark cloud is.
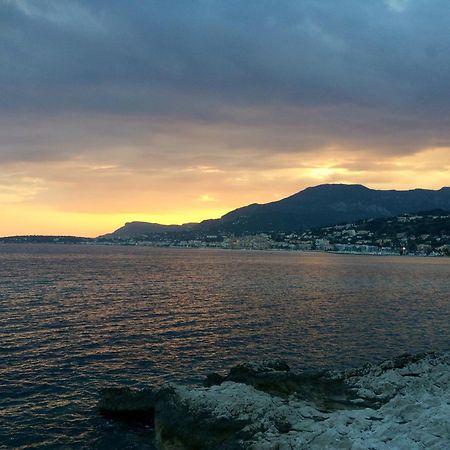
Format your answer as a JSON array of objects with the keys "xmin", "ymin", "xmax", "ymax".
[
  {"xmin": 1, "ymin": 0, "xmax": 450, "ymax": 168},
  {"xmin": 2, "ymin": 0, "xmax": 450, "ymax": 112}
]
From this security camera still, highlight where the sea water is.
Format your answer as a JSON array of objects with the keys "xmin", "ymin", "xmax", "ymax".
[{"xmin": 1, "ymin": 244, "xmax": 449, "ymax": 448}]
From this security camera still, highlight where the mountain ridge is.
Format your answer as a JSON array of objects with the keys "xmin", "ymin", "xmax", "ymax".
[{"xmin": 101, "ymin": 184, "xmax": 450, "ymax": 238}]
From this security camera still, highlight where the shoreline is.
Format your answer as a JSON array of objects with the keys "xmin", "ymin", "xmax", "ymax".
[{"xmin": 0, "ymin": 241, "xmax": 448, "ymax": 258}]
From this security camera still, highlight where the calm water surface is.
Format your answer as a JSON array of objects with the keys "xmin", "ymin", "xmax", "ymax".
[{"xmin": 1, "ymin": 244, "xmax": 449, "ymax": 448}]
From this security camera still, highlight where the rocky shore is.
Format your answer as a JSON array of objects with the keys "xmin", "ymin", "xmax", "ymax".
[{"xmin": 99, "ymin": 352, "xmax": 450, "ymax": 449}]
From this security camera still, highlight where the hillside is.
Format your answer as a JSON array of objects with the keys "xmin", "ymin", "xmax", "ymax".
[
  {"xmin": 283, "ymin": 209, "xmax": 450, "ymax": 255},
  {"xmin": 100, "ymin": 222, "xmax": 195, "ymax": 239}
]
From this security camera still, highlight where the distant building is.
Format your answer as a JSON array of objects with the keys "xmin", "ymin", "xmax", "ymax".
[
  {"xmin": 223, "ymin": 234, "xmax": 272, "ymax": 250},
  {"xmin": 315, "ymin": 238, "xmax": 334, "ymax": 251}
]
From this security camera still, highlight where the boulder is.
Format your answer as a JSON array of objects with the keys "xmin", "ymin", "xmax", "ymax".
[
  {"xmin": 204, "ymin": 359, "xmax": 369, "ymax": 410},
  {"xmin": 155, "ymin": 385, "xmax": 252, "ymax": 450},
  {"xmin": 98, "ymin": 386, "xmax": 156, "ymax": 423}
]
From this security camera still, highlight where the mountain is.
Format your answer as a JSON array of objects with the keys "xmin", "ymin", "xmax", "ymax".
[
  {"xmin": 100, "ymin": 221, "xmax": 196, "ymax": 239},
  {"xmin": 101, "ymin": 184, "xmax": 450, "ymax": 238}
]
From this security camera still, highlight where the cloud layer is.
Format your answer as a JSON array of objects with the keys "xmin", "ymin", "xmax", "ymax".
[{"xmin": 1, "ymin": 0, "xmax": 450, "ymax": 235}]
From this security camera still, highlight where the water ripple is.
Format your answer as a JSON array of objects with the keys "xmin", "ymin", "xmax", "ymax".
[{"xmin": 1, "ymin": 244, "xmax": 449, "ymax": 448}]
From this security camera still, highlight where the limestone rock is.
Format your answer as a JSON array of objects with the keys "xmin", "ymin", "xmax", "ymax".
[{"xmin": 155, "ymin": 352, "xmax": 450, "ymax": 449}]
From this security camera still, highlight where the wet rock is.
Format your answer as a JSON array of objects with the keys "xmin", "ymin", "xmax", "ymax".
[
  {"xmin": 204, "ymin": 360, "xmax": 290, "ymax": 387},
  {"xmin": 98, "ymin": 386, "xmax": 156, "ymax": 423},
  {"xmin": 204, "ymin": 372, "xmax": 225, "ymax": 387},
  {"xmin": 229, "ymin": 360, "xmax": 291, "ymax": 375}
]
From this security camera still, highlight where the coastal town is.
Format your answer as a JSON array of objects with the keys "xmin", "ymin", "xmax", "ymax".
[
  {"xmin": 2, "ymin": 210, "xmax": 450, "ymax": 257},
  {"xmin": 99, "ymin": 210, "xmax": 450, "ymax": 256}
]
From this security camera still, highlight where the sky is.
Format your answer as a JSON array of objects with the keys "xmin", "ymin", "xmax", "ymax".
[{"xmin": 1, "ymin": 0, "xmax": 450, "ymax": 237}]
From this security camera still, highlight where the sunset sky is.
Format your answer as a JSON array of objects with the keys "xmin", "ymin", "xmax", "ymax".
[{"xmin": 1, "ymin": 0, "xmax": 450, "ymax": 236}]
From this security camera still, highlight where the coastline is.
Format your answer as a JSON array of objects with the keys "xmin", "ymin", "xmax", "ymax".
[{"xmin": 1, "ymin": 240, "xmax": 448, "ymax": 258}]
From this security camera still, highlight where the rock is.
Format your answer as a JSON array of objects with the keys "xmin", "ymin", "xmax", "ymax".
[
  {"xmin": 155, "ymin": 384, "xmax": 252, "ymax": 450},
  {"xmin": 229, "ymin": 360, "xmax": 291, "ymax": 375},
  {"xmin": 204, "ymin": 372, "xmax": 226, "ymax": 387},
  {"xmin": 98, "ymin": 386, "xmax": 156, "ymax": 423},
  {"xmin": 204, "ymin": 359, "xmax": 370, "ymax": 410},
  {"xmin": 204, "ymin": 360, "xmax": 290, "ymax": 387},
  {"xmin": 155, "ymin": 352, "xmax": 450, "ymax": 449}
]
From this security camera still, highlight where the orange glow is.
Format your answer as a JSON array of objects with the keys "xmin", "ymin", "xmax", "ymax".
[
  {"xmin": 0, "ymin": 147, "xmax": 449, "ymax": 237},
  {"xmin": 0, "ymin": 206, "xmax": 230, "ymax": 237}
]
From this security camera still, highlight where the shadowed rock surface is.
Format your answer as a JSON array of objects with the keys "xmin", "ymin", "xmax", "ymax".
[
  {"xmin": 154, "ymin": 385, "xmax": 252, "ymax": 450},
  {"xmin": 204, "ymin": 359, "xmax": 379, "ymax": 410},
  {"xmin": 98, "ymin": 387, "xmax": 156, "ymax": 423}
]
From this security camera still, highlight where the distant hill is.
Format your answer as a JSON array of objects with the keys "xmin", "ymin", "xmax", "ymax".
[
  {"xmin": 100, "ymin": 222, "xmax": 195, "ymax": 239},
  {"xmin": 305, "ymin": 209, "xmax": 450, "ymax": 255},
  {"xmin": 101, "ymin": 184, "xmax": 450, "ymax": 238},
  {"xmin": 0, "ymin": 235, "xmax": 93, "ymax": 244}
]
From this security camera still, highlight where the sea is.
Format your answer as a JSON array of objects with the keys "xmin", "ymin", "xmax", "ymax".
[{"xmin": 1, "ymin": 244, "xmax": 449, "ymax": 449}]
